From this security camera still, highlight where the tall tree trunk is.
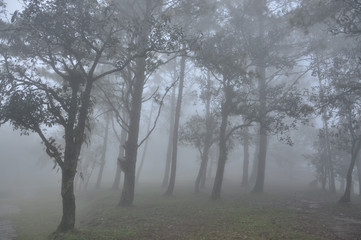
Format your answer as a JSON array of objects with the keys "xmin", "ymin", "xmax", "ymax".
[
  {"xmin": 162, "ymin": 72, "xmax": 177, "ymax": 187},
  {"xmin": 57, "ymin": 78, "xmax": 93, "ymax": 232},
  {"xmin": 165, "ymin": 55, "xmax": 186, "ymax": 196},
  {"xmin": 241, "ymin": 128, "xmax": 250, "ymax": 188},
  {"xmin": 211, "ymin": 85, "xmax": 231, "ymax": 200},
  {"xmin": 195, "ymin": 146, "xmax": 210, "ymax": 193},
  {"xmin": 252, "ymin": 63, "xmax": 267, "ymax": 193},
  {"xmin": 339, "ymin": 139, "xmax": 361, "ymax": 203},
  {"xmin": 112, "ymin": 153, "xmax": 122, "ymax": 190},
  {"xmin": 120, "ymin": 56, "xmax": 146, "ymax": 206},
  {"xmin": 119, "ymin": 1, "xmax": 152, "ymax": 206},
  {"xmin": 195, "ymin": 71, "xmax": 212, "ymax": 192},
  {"xmin": 207, "ymin": 151, "xmax": 215, "ymax": 183},
  {"xmin": 211, "ymin": 109, "xmax": 228, "ymax": 199},
  {"xmin": 249, "ymin": 130, "xmax": 259, "ymax": 185},
  {"xmin": 136, "ymin": 101, "xmax": 154, "ymax": 183},
  {"xmin": 356, "ymin": 157, "xmax": 361, "ymax": 195},
  {"xmin": 95, "ymin": 115, "xmax": 110, "ymax": 189},
  {"xmin": 57, "ymin": 166, "xmax": 76, "ymax": 232},
  {"xmin": 252, "ymin": 125, "xmax": 267, "ymax": 193},
  {"xmin": 200, "ymin": 159, "xmax": 208, "ymax": 189},
  {"xmin": 112, "ymin": 122, "xmax": 127, "ymax": 190},
  {"xmin": 316, "ymin": 54, "xmax": 336, "ymax": 193}
]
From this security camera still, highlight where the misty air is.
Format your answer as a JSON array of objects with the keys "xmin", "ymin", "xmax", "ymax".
[{"xmin": 0, "ymin": 0, "xmax": 361, "ymax": 239}]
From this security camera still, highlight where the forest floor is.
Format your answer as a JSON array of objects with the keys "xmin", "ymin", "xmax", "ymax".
[
  {"xmin": 8, "ymin": 183, "xmax": 361, "ymax": 240},
  {"xmin": 0, "ymin": 198, "xmax": 19, "ymax": 240}
]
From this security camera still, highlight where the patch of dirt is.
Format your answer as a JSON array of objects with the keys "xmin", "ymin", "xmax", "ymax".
[
  {"xmin": 0, "ymin": 219, "xmax": 16, "ymax": 240},
  {"xmin": 282, "ymin": 193, "xmax": 361, "ymax": 240}
]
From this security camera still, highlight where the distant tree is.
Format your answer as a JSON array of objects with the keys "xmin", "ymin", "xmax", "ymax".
[
  {"xmin": 165, "ymin": 54, "xmax": 186, "ymax": 196},
  {"xmin": 95, "ymin": 113, "xmax": 110, "ymax": 189},
  {"xmin": 179, "ymin": 70, "xmax": 220, "ymax": 192},
  {"xmin": 179, "ymin": 113, "xmax": 219, "ymax": 193}
]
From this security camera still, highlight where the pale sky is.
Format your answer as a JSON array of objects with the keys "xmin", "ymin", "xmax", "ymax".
[{"xmin": 5, "ymin": 0, "xmax": 22, "ymax": 13}]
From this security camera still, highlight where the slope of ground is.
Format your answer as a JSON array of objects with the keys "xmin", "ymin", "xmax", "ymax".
[{"xmin": 9, "ymin": 184, "xmax": 361, "ymax": 240}]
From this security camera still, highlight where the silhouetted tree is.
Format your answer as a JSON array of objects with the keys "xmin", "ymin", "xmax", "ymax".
[{"xmin": 0, "ymin": 0, "xmax": 136, "ymax": 232}]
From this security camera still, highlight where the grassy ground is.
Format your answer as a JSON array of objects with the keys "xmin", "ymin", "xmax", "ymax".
[{"xmin": 9, "ymin": 184, "xmax": 361, "ymax": 240}]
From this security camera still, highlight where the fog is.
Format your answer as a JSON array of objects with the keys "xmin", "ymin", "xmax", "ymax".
[{"xmin": 1, "ymin": 0, "xmax": 361, "ymax": 239}]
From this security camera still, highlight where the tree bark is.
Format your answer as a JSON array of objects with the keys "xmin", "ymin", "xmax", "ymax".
[
  {"xmin": 161, "ymin": 73, "xmax": 177, "ymax": 187},
  {"xmin": 195, "ymin": 71, "xmax": 213, "ymax": 192},
  {"xmin": 136, "ymin": 101, "xmax": 154, "ymax": 183},
  {"xmin": 165, "ymin": 55, "xmax": 186, "ymax": 196},
  {"xmin": 195, "ymin": 147, "xmax": 210, "ymax": 193},
  {"xmin": 252, "ymin": 63, "xmax": 267, "ymax": 194},
  {"xmin": 249, "ymin": 130, "xmax": 259, "ymax": 185},
  {"xmin": 112, "ymin": 114, "xmax": 128, "ymax": 190},
  {"xmin": 120, "ymin": 56, "xmax": 146, "ymax": 205},
  {"xmin": 57, "ymin": 76, "xmax": 93, "ymax": 232},
  {"xmin": 57, "ymin": 166, "xmax": 76, "ymax": 232},
  {"xmin": 251, "ymin": 124, "xmax": 267, "ymax": 193},
  {"xmin": 316, "ymin": 54, "xmax": 336, "ymax": 193},
  {"xmin": 211, "ymin": 85, "xmax": 231, "ymax": 200},
  {"xmin": 95, "ymin": 115, "xmax": 110, "ymax": 189},
  {"xmin": 356, "ymin": 157, "xmax": 361, "ymax": 195},
  {"xmin": 339, "ymin": 139, "xmax": 361, "ymax": 203},
  {"xmin": 241, "ymin": 128, "xmax": 250, "ymax": 188},
  {"xmin": 119, "ymin": 1, "xmax": 152, "ymax": 206}
]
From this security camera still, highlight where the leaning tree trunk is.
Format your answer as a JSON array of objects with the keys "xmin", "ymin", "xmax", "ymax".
[
  {"xmin": 211, "ymin": 85, "xmax": 231, "ymax": 200},
  {"xmin": 339, "ymin": 139, "xmax": 361, "ymax": 203},
  {"xmin": 161, "ymin": 73, "xmax": 177, "ymax": 187},
  {"xmin": 165, "ymin": 55, "xmax": 186, "ymax": 196},
  {"xmin": 95, "ymin": 115, "xmax": 110, "ymax": 189},
  {"xmin": 211, "ymin": 107, "xmax": 228, "ymax": 200},
  {"xmin": 241, "ymin": 128, "xmax": 250, "ymax": 188}
]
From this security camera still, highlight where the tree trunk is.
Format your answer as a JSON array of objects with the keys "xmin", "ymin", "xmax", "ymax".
[
  {"xmin": 136, "ymin": 101, "xmax": 154, "ymax": 183},
  {"xmin": 57, "ymin": 164, "xmax": 77, "ymax": 232},
  {"xmin": 207, "ymin": 151, "xmax": 215, "ymax": 183},
  {"xmin": 119, "ymin": 1, "xmax": 152, "ymax": 206},
  {"xmin": 252, "ymin": 124, "xmax": 267, "ymax": 193},
  {"xmin": 56, "ymin": 76, "xmax": 93, "ymax": 232},
  {"xmin": 195, "ymin": 71, "xmax": 212, "ymax": 192},
  {"xmin": 165, "ymin": 55, "xmax": 186, "ymax": 196},
  {"xmin": 339, "ymin": 139, "xmax": 361, "ymax": 203},
  {"xmin": 316, "ymin": 54, "xmax": 336, "ymax": 193},
  {"xmin": 356, "ymin": 157, "xmax": 361, "ymax": 195},
  {"xmin": 161, "ymin": 73, "xmax": 177, "ymax": 187},
  {"xmin": 211, "ymin": 107, "xmax": 228, "ymax": 200},
  {"xmin": 249, "ymin": 130, "xmax": 259, "ymax": 185},
  {"xmin": 252, "ymin": 62, "xmax": 267, "ymax": 193},
  {"xmin": 241, "ymin": 128, "xmax": 250, "ymax": 188},
  {"xmin": 195, "ymin": 147, "xmax": 210, "ymax": 193},
  {"xmin": 112, "ymin": 115, "xmax": 128, "ymax": 190},
  {"xmin": 120, "ymin": 56, "xmax": 146, "ymax": 205},
  {"xmin": 95, "ymin": 115, "xmax": 110, "ymax": 189},
  {"xmin": 200, "ymin": 159, "xmax": 208, "ymax": 189},
  {"xmin": 112, "ymin": 156, "xmax": 122, "ymax": 190},
  {"xmin": 211, "ymin": 85, "xmax": 231, "ymax": 200}
]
